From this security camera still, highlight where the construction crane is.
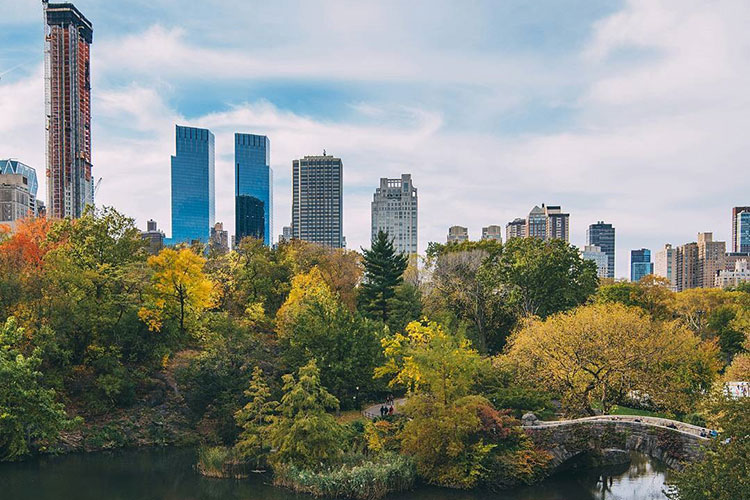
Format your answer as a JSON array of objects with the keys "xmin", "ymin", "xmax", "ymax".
[{"xmin": 94, "ymin": 177, "xmax": 102, "ymax": 196}]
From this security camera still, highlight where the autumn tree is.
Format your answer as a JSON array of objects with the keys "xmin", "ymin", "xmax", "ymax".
[
  {"xmin": 139, "ymin": 247, "xmax": 215, "ymax": 339},
  {"xmin": 234, "ymin": 366, "xmax": 277, "ymax": 468},
  {"xmin": 505, "ymin": 303, "xmax": 720, "ymax": 416},
  {"xmin": 268, "ymin": 360, "xmax": 344, "ymax": 468},
  {"xmin": 358, "ymin": 231, "xmax": 409, "ymax": 324}
]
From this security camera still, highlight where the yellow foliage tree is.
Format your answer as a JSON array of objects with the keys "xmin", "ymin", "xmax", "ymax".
[
  {"xmin": 275, "ymin": 266, "xmax": 337, "ymax": 338},
  {"xmin": 138, "ymin": 248, "xmax": 215, "ymax": 338},
  {"xmin": 505, "ymin": 303, "xmax": 720, "ymax": 416}
]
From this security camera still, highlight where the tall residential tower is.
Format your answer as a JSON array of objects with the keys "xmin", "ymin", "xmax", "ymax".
[
  {"xmin": 170, "ymin": 125, "xmax": 215, "ymax": 244},
  {"xmin": 371, "ymin": 174, "xmax": 418, "ymax": 254},
  {"xmin": 235, "ymin": 133, "xmax": 273, "ymax": 246},
  {"xmin": 586, "ymin": 221, "xmax": 615, "ymax": 279},
  {"xmin": 43, "ymin": 1, "xmax": 93, "ymax": 218},
  {"xmin": 291, "ymin": 153, "xmax": 344, "ymax": 248}
]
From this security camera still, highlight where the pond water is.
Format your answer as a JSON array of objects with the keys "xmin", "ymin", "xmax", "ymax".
[{"xmin": 0, "ymin": 448, "xmax": 670, "ymax": 500}]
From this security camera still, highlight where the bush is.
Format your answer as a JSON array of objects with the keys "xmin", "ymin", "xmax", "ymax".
[
  {"xmin": 273, "ymin": 452, "xmax": 416, "ymax": 500},
  {"xmin": 196, "ymin": 446, "xmax": 248, "ymax": 478},
  {"xmin": 683, "ymin": 412, "xmax": 707, "ymax": 427}
]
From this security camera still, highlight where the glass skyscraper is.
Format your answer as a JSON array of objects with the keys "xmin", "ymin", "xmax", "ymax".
[
  {"xmin": 587, "ymin": 221, "xmax": 615, "ymax": 279},
  {"xmin": 735, "ymin": 210, "xmax": 750, "ymax": 253},
  {"xmin": 630, "ymin": 248, "xmax": 653, "ymax": 283},
  {"xmin": 235, "ymin": 133, "xmax": 272, "ymax": 246},
  {"xmin": 170, "ymin": 125, "xmax": 215, "ymax": 244}
]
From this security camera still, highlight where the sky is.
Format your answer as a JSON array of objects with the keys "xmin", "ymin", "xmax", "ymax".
[{"xmin": 1, "ymin": 0, "xmax": 749, "ymax": 278}]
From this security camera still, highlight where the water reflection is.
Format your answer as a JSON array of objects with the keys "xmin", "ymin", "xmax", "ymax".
[{"xmin": 0, "ymin": 448, "xmax": 669, "ymax": 500}]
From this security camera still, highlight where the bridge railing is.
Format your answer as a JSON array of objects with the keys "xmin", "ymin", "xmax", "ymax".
[{"xmin": 525, "ymin": 415, "xmax": 711, "ymax": 440}]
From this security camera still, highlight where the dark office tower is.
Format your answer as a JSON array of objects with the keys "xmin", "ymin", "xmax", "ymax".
[
  {"xmin": 732, "ymin": 206, "xmax": 750, "ymax": 253},
  {"xmin": 236, "ymin": 195, "xmax": 265, "ymax": 242},
  {"xmin": 170, "ymin": 125, "xmax": 215, "ymax": 245},
  {"xmin": 630, "ymin": 248, "xmax": 653, "ymax": 283},
  {"xmin": 235, "ymin": 134, "xmax": 272, "ymax": 246},
  {"xmin": 586, "ymin": 221, "xmax": 616, "ymax": 279},
  {"xmin": 291, "ymin": 153, "xmax": 343, "ymax": 248},
  {"xmin": 43, "ymin": 1, "xmax": 93, "ymax": 219}
]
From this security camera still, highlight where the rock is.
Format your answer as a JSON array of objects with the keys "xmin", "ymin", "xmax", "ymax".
[{"xmin": 522, "ymin": 412, "xmax": 539, "ymax": 426}]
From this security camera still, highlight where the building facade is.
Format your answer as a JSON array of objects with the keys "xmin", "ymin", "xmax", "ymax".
[
  {"xmin": 544, "ymin": 205, "xmax": 570, "ymax": 242},
  {"xmin": 676, "ymin": 242, "xmax": 700, "ymax": 291},
  {"xmin": 582, "ymin": 245, "xmax": 609, "ymax": 278},
  {"xmin": 505, "ymin": 218, "xmax": 526, "ymax": 241},
  {"xmin": 371, "ymin": 174, "xmax": 418, "ymax": 254},
  {"xmin": 0, "ymin": 159, "xmax": 39, "ymax": 225},
  {"xmin": 210, "ymin": 222, "xmax": 229, "ymax": 254},
  {"xmin": 734, "ymin": 209, "xmax": 750, "ymax": 254},
  {"xmin": 447, "ymin": 226, "xmax": 468, "ymax": 243},
  {"xmin": 279, "ymin": 225, "xmax": 292, "ymax": 243},
  {"xmin": 586, "ymin": 221, "xmax": 615, "ymax": 279},
  {"xmin": 43, "ymin": 1, "xmax": 94, "ymax": 219},
  {"xmin": 235, "ymin": 133, "xmax": 272, "ymax": 246},
  {"xmin": 291, "ymin": 154, "xmax": 343, "ymax": 248},
  {"xmin": 630, "ymin": 248, "xmax": 653, "ymax": 282},
  {"xmin": 697, "ymin": 232, "xmax": 725, "ymax": 288},
  {"xmin": 140, "ymin": 219, "xmax": 165, "ymax": 255},
  {"xmin": 526, "ymin": 206, "xmax": 547, "ymax": 239},
  {"xmin": 481, "ymin": 225, "xmax": 503, "ymax": 242},
  {"xmin": 170, "ymin": 125, "xmax": 215, "ymax": 245},
  {"xmin": 654, "ymin": 244, "xmax": 677, "ymax": 290},
  {"xmin": 732, "ymin": 207, "xmax": 750, "ymax": 253},
  {"xmin": 716, "ymin": 259, "xmax": 750, "ymax": 288}
]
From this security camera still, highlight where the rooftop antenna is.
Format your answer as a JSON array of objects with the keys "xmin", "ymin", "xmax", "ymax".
[{"xmin": 323, "ymin": 149, "xmax": 326, "ymax": 156}]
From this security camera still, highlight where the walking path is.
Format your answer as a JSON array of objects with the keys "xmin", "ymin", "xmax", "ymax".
[{"xmin": 362, "ymin": 398, "xmax": 407, "ymax": 419}]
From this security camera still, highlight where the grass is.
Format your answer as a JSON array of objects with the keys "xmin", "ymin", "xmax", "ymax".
[
  {"xmin": 196, "ymin": 446, "xmax": 247, "ymax": 478},
  {"xmin": 336, "ymin": 410, "xmax": 365, "ymax": 424},
  {"xmin": 609, "ymin": 405, "xmax": 670, "ymax": 418}
]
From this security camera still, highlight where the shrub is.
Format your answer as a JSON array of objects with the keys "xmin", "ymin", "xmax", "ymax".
[
  {"xmin": 273, "ymin": 452, "xmax": 416, "ymax": 500},
  {"xmin": 196, "ymin": 446, "xmax": 248, "ymax": 478}
]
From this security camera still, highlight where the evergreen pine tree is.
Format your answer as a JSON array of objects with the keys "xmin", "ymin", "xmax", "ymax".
[
  {"xmin": 358, "ymin": 230, "xmax": 409, "ymax": 324},
  {"xmin": 234, "ymin": 366, "xmax": 277, "ymax": 469}
]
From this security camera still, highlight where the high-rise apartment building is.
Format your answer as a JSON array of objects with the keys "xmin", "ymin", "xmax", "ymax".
[
  {"xmin": 481, "ymin": 225, "xmax": 503, "ymax": 242},
  {"xmin": 505, "ymin": 218, "xmax": 526, "ymax": 241},
  {"xmin": 697, "ymin": 232, "xmax": 725, "ymax": 288},
  {"xmin": 654, "ymin": 244, "xmax": 677, "ymax": 290},
  {"xmin": 278, "ymin": 226, "xmax": 292, "ymax": 244},
  {"xmin": 544, "ymin": 205, "xmax": 570, "ymax": 242},
  {"xmin": 43, "ymin": 1, "xmax": 93, "ymax": 219},
  {"xmin": 734, "ymin": 209, "xmax": 750, "ymax": 254},
  {"xmin": 582, "ymin": 245, "xmax": 609, "ymax": 278},
  {"xmin": 371, "ymin": 174, "xmax": 418, "ymax": 254},
  {"xmin": 715, "ymin": 260, "xmax": 750, "ymax": 288},
  {"xmin": 0, "ymin": 159, "xmax": 39, "ymax": 221},
  {"xmin": 586, "ymin": 221, "xmax": 615, "ymax": 279},
  {"xmin": 447, "ymin": 226, "xmax": 468, "ymax": 243},
  {"xmin": 630, "ymin": 248, "xmax": 653, "ymax": 282},
  {"xmin": 210, "ymin": 222, "xmax": 229, "ymax": 254},
  {"xmin": 0, "ymin": 173, "xmax": 35, "ymax": 231},
  {"xmin": 170, "ymin": 125, "xmax": 215, "ymax": 244},
  {"xmin": 291, "ymin": 153, "xmax": 343, "ymax": 248},
  {"xmin": 235, "ymin": 133, "xmax": 272, "ymax": 246},
  {"xmin": 732, "ymin": 207, "xmax": 750, "ymax": 253},
  {"xmin": 140, "ymin": 219, "xmax": 165, "ymax": 255},
  {"xmin": 526, "ymin": 206, "xmax": 547, "ymax": 239},
  {"xmin": 676, "ymin": 242, "xmax": 700, "ymax": 291}
]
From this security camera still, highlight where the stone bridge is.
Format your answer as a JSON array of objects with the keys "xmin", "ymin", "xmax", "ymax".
[{"xmin": 523, "ymin": 415, "xmax": 710, "ymax": 471}]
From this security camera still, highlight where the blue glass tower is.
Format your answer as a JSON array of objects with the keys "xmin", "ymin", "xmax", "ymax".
[
  {"xmin": 630, "ymin": 248, "xmax": 653, "ymax": 283},
  {"xmin": 170, "ymin": 125, "xmax": 215, "ymax": 245},
  {"xmin": 235, "ymin": 133, "xmax": 272, "ymax": 246}
]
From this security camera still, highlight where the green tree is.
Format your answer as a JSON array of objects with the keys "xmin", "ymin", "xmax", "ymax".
[
  {"xmin": 0, "ymin": 318, "xmax": 71, "ymax": 461},
  {"xmin": 234, "ymin": 366, "xmax": 277, "ymax": 468},
  {"xmin": 358, "ymin": 231, "xmax": 408, "ymax": 324},
  {"xmin": 667, "ymin": 392, "xmax": 750, "ymax": 500},
  {"xmin": 268, "ymin": 360, "xmax": 344, "ymax": 468}
]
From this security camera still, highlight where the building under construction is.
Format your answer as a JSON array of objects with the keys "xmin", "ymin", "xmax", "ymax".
[{"xmin": 43, "ymin": 1, "xmax": 93, "ymax": 219}]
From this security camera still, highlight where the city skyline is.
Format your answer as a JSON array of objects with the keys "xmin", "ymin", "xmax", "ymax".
[{"xmin": 2, "ymin": 1, "xmax": 750, "ymax": 276}]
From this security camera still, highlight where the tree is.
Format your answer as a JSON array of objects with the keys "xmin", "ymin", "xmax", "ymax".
[
  {"xmin": 496, "ymin": 237, "xmax": 598, "ymax": 319},
  {"xmin": 0, "ymin": 318, "xmax": 71, "ymax": 461},
  {"xmin": 276, "ymin": 267, "xmax": 382, "ymax": 406},
  {"xmin": 505, "ymin": 303, "xmax": 720, "ymax": 416},
  {"xmin": 139, "ymin": 248, "xmax": 216, "ymax": 339},
  {"xmin": 234, "ymin": 366, "xmax": 277, "ymax": 468},
  {"xmin": 597, "ymin": 275, "xmax": 675, "ymax": 320},
  {"xmin": 268, "ymin": 360, "xmax": 344, "ymax": 468},
  {"xmin": 667, "ymin": 391, "xmax": 750, "ymax": 500},
  {"xmin": 358, "ymin": 231, "xmax": 408, "ymax": 324}
]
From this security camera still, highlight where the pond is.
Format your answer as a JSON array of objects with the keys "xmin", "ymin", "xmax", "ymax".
[{"xmin": 0, "ymin": 448, "xmax": 670, "ymax": 500}]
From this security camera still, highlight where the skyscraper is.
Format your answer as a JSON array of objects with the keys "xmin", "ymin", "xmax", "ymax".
[
  {"xmin": 235, "ymin": 133, "xmax": 273, "ymax": 246},
  {"xmin": 505, "ymin": 218, "xmax": 526, "ymax": 241},
  {"xmin": 447, "ymin": 226, "xmax": 468, "ymax": 243},
  {"xmin": 371, "ymin": 174, "xmax": 418, "ymax": 254},
  {"xmin": 630, "ymin": 248, "xmax": 653, "ymax": 282},
  {"xmin": 481, "ymin": 225, "xmax": 503, "ymax": 242},
  {"xmin": 586, "ymin": 221, "xmax": 615, "ymax": 279},
  {"xmin": 544, "ymin": 205, "xmax": 570, "ymax": 242},
  {"xmin": 140, "ymin": 219, "xmax": 165, "ymax": 255},
  {"xmin": 697, "ymin": 232, "xmax": 725, "ymax": 288},
  {"xmin": 731, "ymin": 207, "xmax": 750, "ymax": 252},
  {"xmin": 526, "ymin": 206, "xmax": 546, "ymax": 239},
  {"xmin": 291, "ymin": 153, "xmax": 343, "ymax": 248},
  {"xmin": 734, "ymin": 209, "xmax": 750, "ymax": 254},
  {"xmin": 0, "ymin": 159, "xmax": 39, "ymax": 217},
  {"xmin": 654, "ymin": 244, "xmax": 677, "ymax": 290},
  {"xmin": 43, "ymin": 1, "xmax": 93, "ymax": 219},
  {"xmin": 581, "ymin": 245, "xmax": 608, "ymax": 278},
  {"xmin": 170, "ymin": 125, "xmax": 215, "ymax": 244}
]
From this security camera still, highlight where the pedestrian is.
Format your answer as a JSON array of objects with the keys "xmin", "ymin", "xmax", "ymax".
[
  {"xmin": 388, "ymin": 406, "xmax": 394, "ymax": 416},
  {"xmin": 380, "ymin": 405, "xmax": 386, "ymax": 417}
]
